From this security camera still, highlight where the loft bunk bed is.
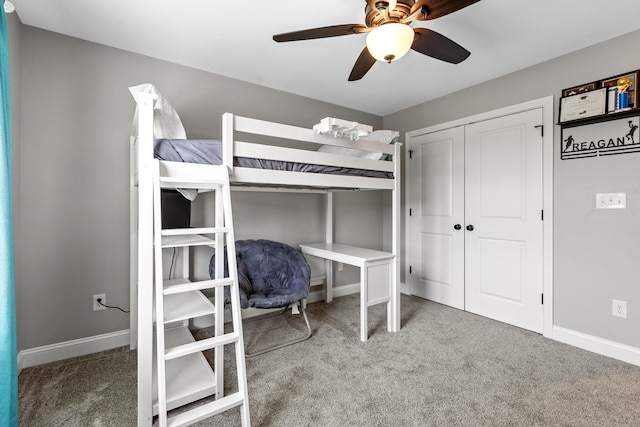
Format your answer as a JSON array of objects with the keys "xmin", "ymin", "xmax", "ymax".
[{"xmin": 130, "ymin": 87, "xmax": 402, "ymax": 426}]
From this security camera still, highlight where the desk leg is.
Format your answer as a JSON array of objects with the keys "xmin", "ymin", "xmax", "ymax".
[
  {"xmin": 325, "ymin": 259, "xmax": 333, "ymax": 303},
  {"xmin": 388, "ymin": 257, "xmax": 400, "ymax": 333},
  {"xmin": 360, "ymin": 262, "xmax": 368, "ymax": 342}
]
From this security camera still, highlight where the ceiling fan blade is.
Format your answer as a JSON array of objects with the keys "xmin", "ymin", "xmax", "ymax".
[
  {"xmin": 411, "ymin": 28, "xmax": 470, "ymax": 64},
  {"xmin": 411, "ymin": 0, "xmax": 481, "ymax": 21},
  {"xmin": 348, "ymin": 47, "xmax": 377, "ymax": 81},
  {"xmin": 273, "ymin": 24, "xmax": 368, "ymax": 42}
]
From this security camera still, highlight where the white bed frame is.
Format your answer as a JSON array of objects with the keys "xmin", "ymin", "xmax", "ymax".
[{"xmin": 130, "ymin": 92, "xmax": 401, "ymax": 425}]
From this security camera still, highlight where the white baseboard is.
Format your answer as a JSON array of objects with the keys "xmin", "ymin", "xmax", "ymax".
[
  {"xmin": 400, "ymin": 281, "xmax": 410, "ymax": 295},
  {"xmin": 18, "ymin": 329, "xmax": 130, "ymax": 371},
  {"xmin": 306, "ymin": 282, "xmax": 360, "ymax": 303},
  {"xmin": 308, "ymin": 280, "xmax": 411, "ymax": 302},
  {"xmin": 19, "ymin": 297, "xmax": 639, "ymax": 372},
  {"xmin": 20, "ymin": 281, "xmax": 404, "ymax": 368},
  {"xmin": 552, "ymin": 326, "xmax": 640, "ymax": 367}
]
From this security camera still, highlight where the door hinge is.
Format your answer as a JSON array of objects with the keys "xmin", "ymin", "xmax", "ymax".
[
  {"xmin": 409, "ymin": 208, "xmax": 412, "ymax": 216},
  {"xmin": 535, "ymin": 124, "xmax": 544, "ymax": 137},
  {"xmin": 541, "ymin": 209, "xmax": 544, "ymax": 221},
  {"xmin": 541, "ymin": 293, "xmax": 544, "ymax": 305},
  {"xmin": 409, "ymin": 149, "xmax": 414, "ymax": 159},
  {"xmin": 409, "ymin": 266, "xmax": 412, "ymax": 274}
]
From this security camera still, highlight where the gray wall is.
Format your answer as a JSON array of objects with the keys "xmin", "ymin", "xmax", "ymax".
[
  {"xmin": 384, "ymin": 29, "xmax": 640, "ymax": 349},
  {"xmin": 13, "ymin": 17, "xmax": 640, "ymax": 353},
  {"xmin": 14, "ymin": 25, "xmax": 383, "ymax": 351}
]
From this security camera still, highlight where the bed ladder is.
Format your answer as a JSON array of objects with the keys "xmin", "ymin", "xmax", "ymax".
[{"xmin": 152, "ymin": 161, "xmax": 250, "ymax": 427}]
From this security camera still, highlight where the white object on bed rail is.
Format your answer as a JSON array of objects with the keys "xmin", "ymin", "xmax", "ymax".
[{"xmin": 313, "ymin": 117, "xmax": 372, "ymax": 140}]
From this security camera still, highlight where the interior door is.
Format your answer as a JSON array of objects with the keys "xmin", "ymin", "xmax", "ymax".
[
  {"xmin": 407, "ymin": 126, "xmax": 465, "ymax": 309},
  {"xmin": 464, "ymin": 109, "xmax": 544, "ymax": 333}
]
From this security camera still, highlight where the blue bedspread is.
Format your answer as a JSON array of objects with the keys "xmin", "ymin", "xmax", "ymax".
[
  {"xmin": 154, "ymin": 139, "xmax": 223, "ymax": 165},
  {"xmin": 154, "ymin": 139, "xmax": 393, "ymax": 179}
]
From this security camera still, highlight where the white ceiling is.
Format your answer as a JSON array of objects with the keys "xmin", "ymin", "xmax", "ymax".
[{"xmin": 11, "ymin": 0, "xmax": 640, "ymax": 116}]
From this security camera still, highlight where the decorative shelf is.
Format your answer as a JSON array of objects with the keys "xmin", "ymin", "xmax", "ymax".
[
  {"xmin": 559, "ymin": 107, "xmax": 640, "ymax": 128},
  {"xmin": 559, "ymin": 70, "xmax": 639, "ymax": 128}
]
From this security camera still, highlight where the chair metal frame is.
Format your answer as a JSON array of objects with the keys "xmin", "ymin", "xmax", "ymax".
[{"xmin": 241, "ymin": 299, "xmax": 312, "ymax": 357}]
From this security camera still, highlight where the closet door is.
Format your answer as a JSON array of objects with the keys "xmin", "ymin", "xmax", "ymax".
[
  {"xmin": 464, "ymin": 109, "xmax": 544, "ymax": 333},
  {"xmin": 407, "ymin": 126, "xmax": 465, "ymax": 309}
]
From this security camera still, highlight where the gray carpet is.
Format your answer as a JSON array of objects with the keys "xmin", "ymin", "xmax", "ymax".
[{"xmin": 19, "ymin": 294, "xmax": 640, "ymax": 426}]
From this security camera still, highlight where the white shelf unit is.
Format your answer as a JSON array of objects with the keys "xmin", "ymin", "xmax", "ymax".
[{"xmin": 151, "ymin": 326, "xmax": 216, "ymax": 414}]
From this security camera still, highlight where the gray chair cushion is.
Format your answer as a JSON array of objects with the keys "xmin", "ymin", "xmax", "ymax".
[{"xmin": 210, "ymin": 240, "xmax": 311, "ymax": 309}]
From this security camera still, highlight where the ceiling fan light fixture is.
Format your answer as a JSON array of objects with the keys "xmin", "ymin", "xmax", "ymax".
[{"xmin": 366, "ymin": 23, "xmax": 414, "ymax": 63}]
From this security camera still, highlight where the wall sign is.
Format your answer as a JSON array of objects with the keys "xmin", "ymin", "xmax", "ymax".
[{"xmin": 561, "ymin": 116, "xmax": 640, "ymax": 160}]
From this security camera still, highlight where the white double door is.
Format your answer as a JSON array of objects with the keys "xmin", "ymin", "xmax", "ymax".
[{"xmin": 407, "ymin": 109, "xmax": 544, "ymax": 333}]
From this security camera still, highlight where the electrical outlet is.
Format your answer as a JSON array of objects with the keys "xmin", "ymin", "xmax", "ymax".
[
  {"xmin": 612, "ymin": 299, "xmax": 627, "ymax": 318},
  {"xmin": 596, "ymin": 193, "xmax": 627, "ymax": 209},
  {"xmin": 93, "ymin": 294, "xmax": 106, "ymax": 311},
  {"xmin": 338, "ymin": 262, "xmax": 344, "ymax": 272}
]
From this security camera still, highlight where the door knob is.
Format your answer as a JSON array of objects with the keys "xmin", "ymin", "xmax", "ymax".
[
  {"xmin": 466, "ymin": 225, "xmax": 474, "ymax": 231},
  {"xmin": 454, "ymin": 224, "xmax": 462, "ymax": 230}
]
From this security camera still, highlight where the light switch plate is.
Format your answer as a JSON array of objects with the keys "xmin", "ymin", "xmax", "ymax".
[{"xmin": 596, "ymin": 193, "xmax": 626, "ymax": 209}]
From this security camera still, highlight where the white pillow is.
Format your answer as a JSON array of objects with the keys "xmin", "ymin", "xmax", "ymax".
[
  {"xmin": 317, "ymin": 144, "xmax": 384, "ymax": 160},
  {"xmin": 317, "ymin": 130, "xmax": 399, "ymax": 160},
  {"xmin": 129, "ymin": 83, "xmax": 187, "ymax": 139},
  {"xmin": 368, "ymin": 130, "xmax": 400, "ymax": 145}
]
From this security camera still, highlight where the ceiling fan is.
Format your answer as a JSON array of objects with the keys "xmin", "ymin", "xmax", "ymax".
[{"xmin": 273, "ymin": 0, "xmax": 480, "ymax": 81}]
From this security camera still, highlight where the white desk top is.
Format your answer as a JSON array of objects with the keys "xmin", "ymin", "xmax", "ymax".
[{"xmin": 299, "ymin": 242, "xmax": 394, "ymax": 263}]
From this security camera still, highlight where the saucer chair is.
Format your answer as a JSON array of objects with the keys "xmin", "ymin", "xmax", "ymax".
[{"xmin": 210, "ymin": 239, "xmax": 312, "ymax": 357}]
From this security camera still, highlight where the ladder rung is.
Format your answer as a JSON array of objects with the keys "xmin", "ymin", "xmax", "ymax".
[
  {"xmin": 166, "ymin": 392, "xmax": 246, "ymax": 427},
  {"xmin": 164, "ymin": 278, "xmax": 234, "ymax": 295},
  {"xmin": 161, "ymin": 234, "xmax": 216, "ymax": 248},
  {"xmin": 162, "ymin": 227, "xmax": 229, "ymax": 236},
  {"xmin": 159, "ymin": 176, "xmax": 225, "ymax": 185},
  {"xmin": 165, "ymin": 333, "xmax": 240, "ymax": 360},
  {"xmin": 159, "ymin": 177, "xmax": 225, "ymax": 189}
]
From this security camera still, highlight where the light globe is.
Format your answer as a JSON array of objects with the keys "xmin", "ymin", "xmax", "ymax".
[{"xmin": 366, "ymin": 23, "xmax": 414, "ymax": 63}]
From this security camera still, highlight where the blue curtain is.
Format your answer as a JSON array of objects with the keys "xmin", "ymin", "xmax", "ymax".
[{"xmin": 0, "ymin": 8, "xmax": 18, "ymax": 427}]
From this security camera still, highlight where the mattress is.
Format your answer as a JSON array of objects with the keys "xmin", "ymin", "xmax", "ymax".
[{"xmin": 154, "ymin": 139, "xmax": 393, "ymax": 179}]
